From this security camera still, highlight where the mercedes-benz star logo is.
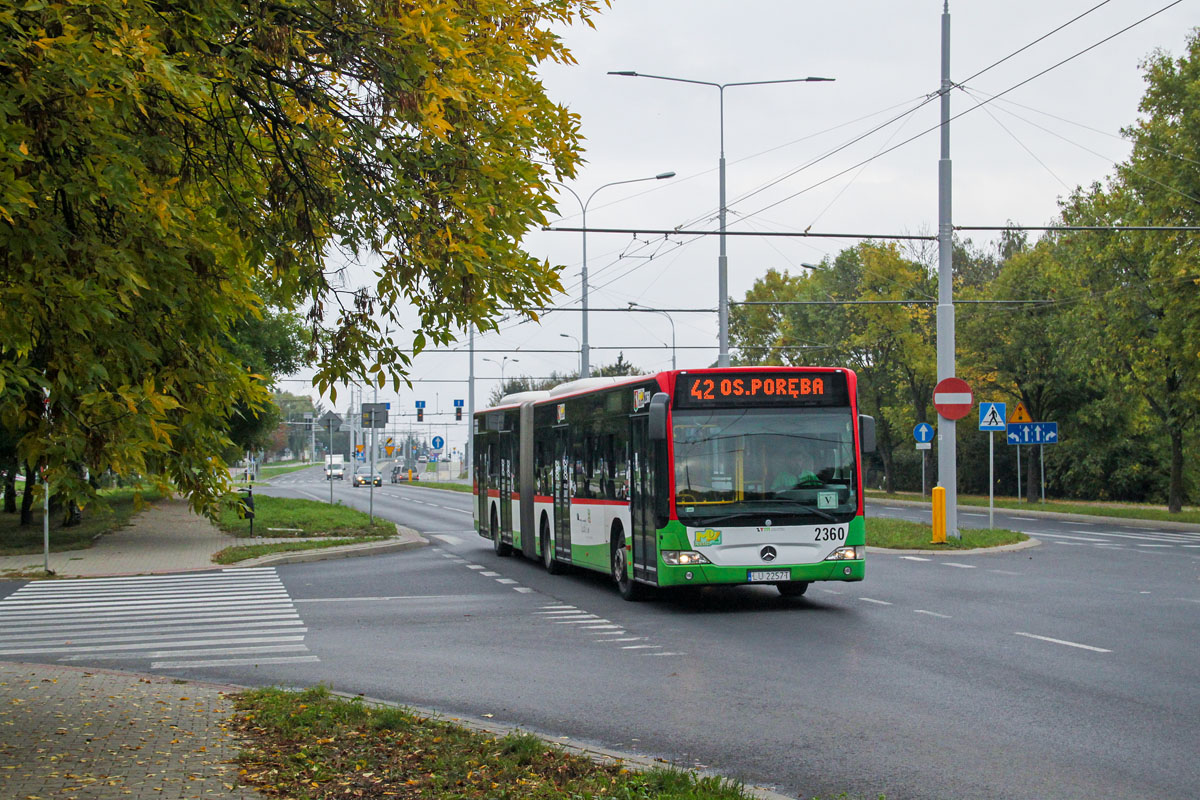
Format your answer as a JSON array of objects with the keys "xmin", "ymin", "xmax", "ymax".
[{"xmin": 760, "ymin": 545, "xmax": 777, "ymax": 562}]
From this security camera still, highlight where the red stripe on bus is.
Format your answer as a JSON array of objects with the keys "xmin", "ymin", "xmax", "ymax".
[
  {"xmin": 487, "ymin": 489, "xmax": 500, "ymax": 498},
  {"xmin": 534, "ymin": 495, "xmax": 552, "ymax": 503},
  {"xmin": 510, "ymin": 492, "xmax": 520, "ymax": 500},
  {"xmin": 570, "ymin": 498, "xmax": 630, "ymax": 507}
]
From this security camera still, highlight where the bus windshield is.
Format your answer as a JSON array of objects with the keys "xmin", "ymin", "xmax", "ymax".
[{"xmin": 671, "ymin": 406, "xmax": 858, "ymax": 525}]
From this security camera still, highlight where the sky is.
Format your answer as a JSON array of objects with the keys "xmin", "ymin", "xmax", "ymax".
[{"xmin": 280, "ymin": 0, "xmax": 1195, "ymax": 455}]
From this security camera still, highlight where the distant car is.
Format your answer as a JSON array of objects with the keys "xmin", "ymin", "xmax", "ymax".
[
  {"xmin": 390, "ymin": 465, "xmax": 418, "ymax": 483},
  {"xmin": 353, "ymin": 472, "xmax": 382, "ymax": 487},
  {"xmin": 417, "ymin": 455, "xmax": 428, "ymax": 463}
]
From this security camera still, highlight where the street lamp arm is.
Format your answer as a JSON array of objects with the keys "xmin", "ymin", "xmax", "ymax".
[
  {"xmin": 585, "ymin": 172, "xmax": 676, "ymax": 209},
  {"xmin": 610, "ymin": 71, "xmax": 834, "ymax": 90},
  {"xmin": 724, "ymin": 76, "xmax": 835, "ymax": 87}
]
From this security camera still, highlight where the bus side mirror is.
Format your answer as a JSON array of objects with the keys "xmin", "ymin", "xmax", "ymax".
[
  {"xmin": 859, "ymin": 414, "xmax": 876, "ymax": 454},
  {"xmin": 648, "ymin": 393, "xmax": 670, "ymax": 441}
]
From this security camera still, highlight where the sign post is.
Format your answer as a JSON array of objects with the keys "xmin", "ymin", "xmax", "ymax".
[
  {"xmin": 913, "ymin": 423, "xmax": 935, "ymax": 497},
  {"xmin": 1006, "ymin": 420, "xmax": 1059, "ymax": 503},
  {"xmin": 933, "ymin": 377, "xmax": 974, "ymax": 539},
  {"xmin": 979, "ymin": 402, "xmax": 1006, "ymax": 529}
]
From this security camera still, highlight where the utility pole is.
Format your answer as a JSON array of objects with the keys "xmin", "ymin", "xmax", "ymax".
[
  {"xmin": 467, "ymin": 325, "xmax": 475, "ymax": 485},
  {"xmin": 936, "ymin": 1, "xmax": 960, "ymax": 539}
]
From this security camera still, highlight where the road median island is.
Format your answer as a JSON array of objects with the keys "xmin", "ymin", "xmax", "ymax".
[
  {"xmin": 214, "ymin": 495, "xmax": 398, "ymax": 564},
  {"xmin": 866, "ymin": 517, "xmax": 1029, "ymax": 551},
  {"xmin": 233, "ymin": 685, "xmax": 789, "ymax": 800}
]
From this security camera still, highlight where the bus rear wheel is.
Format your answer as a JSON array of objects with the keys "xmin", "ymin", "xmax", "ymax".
[
  {"xmin": 611, "ymin": 531, "xmax": 645, "ymax": 601},
  {"xmin": 491, "ymin": 507, "xmax": 512, "ymax": 557},
  {"xmin": 541, "ymin": 519, "xmax": 562, "ymax": 574},
  {"xmin": 777, "ymin": 581, "xmax": 810, "ymax": 597}
]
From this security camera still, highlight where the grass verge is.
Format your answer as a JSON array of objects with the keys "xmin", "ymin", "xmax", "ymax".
[
  {"xmin": 0, "ymin": 487, "xmax": 164, "ymax": 556},
  {"xmin": 216, "ymin": 495, "xmax": 397, "ymax": 539},
  {"xmin": 233, "ymin": 685, "xmax": 755, "ymax": 800},
  {"xmin": 258, "ymin": 463, "xmax": 318, "ymax": 479},
  {"xmin": 866, "ymin": 490, "xmax": 1200, "ymax": 524},
  {"xmin": 213, "ymin": 536, "xmax": 390, "ymax": 565},
  {"xmin": 866, "ymin": 517, "xmax": 1027, "ymax": 550}
]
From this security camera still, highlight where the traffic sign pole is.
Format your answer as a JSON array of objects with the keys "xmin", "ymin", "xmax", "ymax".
[{"xmin": 989, "ymin": 432, "xmax": 994, "ymax": 529}]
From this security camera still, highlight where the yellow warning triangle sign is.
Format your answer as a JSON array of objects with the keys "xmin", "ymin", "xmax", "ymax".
[
  {"xmin": 385, "ymin": 446, "xmax": 395, "ymax": 456},
  {"xmin": 1009, "ymin": 402, "xmax": 1032, "ymax": 423}
]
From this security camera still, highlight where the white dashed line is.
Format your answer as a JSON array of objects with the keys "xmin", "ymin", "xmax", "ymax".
[
  {"xmin": 514, "ymin": 587, "xmax": 535, "ymax": 594},
  {"xmin": 621, "ymin": 644, "xmax": 662, "ymax": 650},
  {"xmin": 496, "ymin": 578, "xmax": 518, "ymax": 585},
  {"xmin": 583, "ymin": 624, "xmax": 622, "ymax": 630},
  {"xmin": 480, "ymin": 571, "xmax": 499, "ymax": 577},
  {"xmin": 1136, "ymin": 544, "xmax": 1173, "ymax": 548},
  {"xmin": 466, "ymin": 565, "xmax": 485, "ymax": 570},
  {"xmin": 940, "ymin": 562, "xmax": 976, "ymax": 569},
  {"xmin": 989, "ymin": 570, "xmax": 1022, "ymax": 576},
  {"xmin": 914, "ymin": 609, "xmax": 952, "ymax": 619},
  {"xmin": 900, "ymin": 556, "xmax": 931, "ymax": 562},
  {"xmin": 1014, "ymin": 631, "xmax": 1110, "ymax": 653},
  {"xmin": 859, "ymin": 598, "xmax": 893, "ymax": 606},
  {"xmin": 609, "ymin": 637, "xmax": 645, "ymax": 642}
]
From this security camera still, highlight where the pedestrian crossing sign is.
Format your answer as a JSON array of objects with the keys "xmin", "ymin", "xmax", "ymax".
[
  {"xmin": 979, "ymin": 402, "xmax": 1006, "ymax": 431},
  {"xmin": 1009, "ymin": 402, "xmax": 1032, "ymax": 423}
]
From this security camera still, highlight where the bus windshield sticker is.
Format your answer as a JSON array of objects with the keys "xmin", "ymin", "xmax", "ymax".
[
  {"xmin": 694, "ymin": 528, "xmax": 722, "ymax": 547},
  {"xmin": 633, "ymin": 388, "xmax": 649, "ymax": 410},
  {"xmin": 557, "ymin": 403, "xmax": 565, "ymax": 422},
  {"xmin": 818, "ymin": 492, "xmax": 838, "ymax": 510},
  {"xmin": 675, "ymin": 371, "xmax": 848, "ymax": 408}
]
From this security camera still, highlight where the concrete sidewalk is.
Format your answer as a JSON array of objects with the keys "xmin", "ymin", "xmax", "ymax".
[
  {"xmin": 0, "ymin": 662, "xmax": 257, "ymax": 800},
  {"xmin": 0, "ymin": 497, "xmax": 426, "ymax": 579}
]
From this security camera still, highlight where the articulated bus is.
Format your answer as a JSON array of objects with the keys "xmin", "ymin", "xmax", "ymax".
[{"xmin": 472, "ymin": 367, "xmax": 876, "ymax": 600}]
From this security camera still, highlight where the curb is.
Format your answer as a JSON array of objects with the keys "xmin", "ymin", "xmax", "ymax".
[
  {"xmin": 339, "ymin": 691, "xmax": 797, "ymax": 800},
  {"xmin": 867, "ymin": 497, "xmax": 1200, "ymax": 532},
  {"xmin": 866, "ymin": 537, "xmax": 1042, "ymax": 556},
  {"xmin": 231, "ymin": 525, "xmax": 428, "ymax": 568}
]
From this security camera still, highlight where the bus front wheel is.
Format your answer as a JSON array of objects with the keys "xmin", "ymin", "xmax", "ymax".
[
  {"xmin": 541, "ymin": 518, "xmax": 562, "ymax": 574},
  {"xmin": 777, "ymin": 581, "xmax": 810, "ymax": 597},
  {"xmin": 611, "ymin": 531, "xmax": 645, "ymax": 601}
]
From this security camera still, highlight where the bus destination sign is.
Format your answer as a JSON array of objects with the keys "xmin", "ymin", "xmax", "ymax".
[{"xmin": 675, "ymin": 371, "xmax": 848, "ymax": 408}]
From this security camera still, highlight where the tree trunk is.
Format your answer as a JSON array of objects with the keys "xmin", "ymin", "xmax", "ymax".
[
  {"xmin": 2, "ymin": 456, "xmax": 15, "ymax": 514},
  {"xmin": 19, "ymin": 461, "xmax": 35, "ymax": 526},
  {"xmin": 1168, "ymin": 429, "xmax": 1184, "ymax": 513},
  {"xmin": 878, "ymin": 439, "xmax": 895, "ymax": 494}
]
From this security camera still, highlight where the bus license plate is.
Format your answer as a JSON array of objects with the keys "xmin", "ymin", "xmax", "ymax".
[{"xmin": 747, "ymin": 570, "xmax": 791, "ymax": 583}]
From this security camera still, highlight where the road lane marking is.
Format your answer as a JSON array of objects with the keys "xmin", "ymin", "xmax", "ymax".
[
  {"xmin": 914, "ymin": 610, "xmax": 952, "ymax": 619},
  {"xmin": 496, "ymin": 578, "xmax": 518, "ymax": 585},
  {"xmin": 859, "ymin": 598, "xmax": 893, "ymax": 606},
  {"xmin": 1014, "ymin": 632, "xmax": 1111, "ymax": 653},
  {"xmin": 1136, "ymin": 544, "xmax": 1173, "ymax": 548},
  {"xmin": 153, "ymin": 655, "xmax": 320, "ymax": 669},
  {"xmin": 989, "ymin": 570, "xmax": 1022, "ymax": 576},
  {"xmin": 900, "ymin": 556, "xmax": 931, "ymax": 561},
  {"xmin": 940, "ymin": 562, "xmax": 976, "ymax": 569},
  {"xmin": 621, "ymin": 644, "xmax": 662, "ymax": 650},
  {"xmin": 466, "ymin": 565, "xmax": 485, "ymax": 570},
  {"xmin": 609, "ymin": 637, "xmax": 645, "ymax": 642},
  {"xmin": 515, "ymin": 587, "xmax": 535, "ymax": 593},
  {"xmin": 480, "ymin": 571, "xmax": 499, "ymax": 577}
]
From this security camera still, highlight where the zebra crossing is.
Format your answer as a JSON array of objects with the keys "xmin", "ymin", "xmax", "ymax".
[{"xmin": 0, "ymin": 567, "xmax": 317, "ymax": 670}]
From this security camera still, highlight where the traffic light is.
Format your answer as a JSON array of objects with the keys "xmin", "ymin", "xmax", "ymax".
[
  {"xmin": 455, "ymin": 407, "xmax": 462, "ymax": 421},
  {"xmin": 417, "ymin": 408, "xmax": 424, "ymax": 422}
]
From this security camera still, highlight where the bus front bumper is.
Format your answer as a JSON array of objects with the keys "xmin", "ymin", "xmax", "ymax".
[{"xmin": 656, "ymin": 559, "xmax": 864, "ymax": 588}]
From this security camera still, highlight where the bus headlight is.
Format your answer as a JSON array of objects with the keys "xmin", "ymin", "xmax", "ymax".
[
  {"xmin": 825, "ymin": 546, "xmax": 864, "ymax": 561},
  {"xmin": 663, "ymin": 550, "xmax": 712, "ymax": 566}
]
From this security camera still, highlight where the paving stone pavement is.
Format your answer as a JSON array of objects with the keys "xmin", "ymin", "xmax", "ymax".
[{"xmin": 0, "ymin": 661, "xmax": 258, "ymax": 799}]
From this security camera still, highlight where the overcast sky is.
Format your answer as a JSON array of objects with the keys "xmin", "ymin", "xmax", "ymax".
[{"xmin": 286, "ymin": 0, "xmax": 1194, "ymax": 453}]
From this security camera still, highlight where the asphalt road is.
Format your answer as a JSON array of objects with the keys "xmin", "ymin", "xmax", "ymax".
[{"xmin": 4, "ymin": 465, "xmax": 1199, "ymax": 800}]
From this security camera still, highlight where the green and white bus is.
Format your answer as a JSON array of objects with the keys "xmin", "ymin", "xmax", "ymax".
[{"xmin": 473, "ymin": 367, "xmax": 875, "ymax": 600}]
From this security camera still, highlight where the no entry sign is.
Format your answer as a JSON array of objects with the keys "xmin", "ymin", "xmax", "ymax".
[{"xmin": 933, "ymin": 377, "xmax": 974, "ymax": 421}]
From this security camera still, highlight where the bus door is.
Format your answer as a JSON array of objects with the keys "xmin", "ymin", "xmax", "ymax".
[
  {"xmin": 629, "ymin": 415, "xmax": 656, "ymax": 583},
  {"xmin": 553, "ymin": 425, "xmax": 571, "ymax": 562},
  {"xmin": 475, "ymin": 436, "xmax": 489, "ymax": 535},
  {"xmin": 499, "ymin": 431, "xmax": 513, "ymax": 543}
]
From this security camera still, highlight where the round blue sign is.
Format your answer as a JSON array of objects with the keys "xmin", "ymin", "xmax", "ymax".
[
  {"xmin": 913, "ymin": 423, "xmax": 935, "ymax": 443},
  {"xmin": 431, "ymin": 435, "xmax": 445, "ymax": 450}
]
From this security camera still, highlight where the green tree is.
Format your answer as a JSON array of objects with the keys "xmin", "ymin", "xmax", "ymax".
[{"xmin": 0, "ymin": 0, "xmax": 600, "ymax": 513}]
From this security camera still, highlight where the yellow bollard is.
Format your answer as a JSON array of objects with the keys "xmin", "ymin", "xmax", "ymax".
[{"xmin": 931, "ymin": 486, "xmax": 947, "ymax": 544}]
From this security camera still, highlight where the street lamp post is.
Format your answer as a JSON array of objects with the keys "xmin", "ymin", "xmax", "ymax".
[
  {"xmin": 609, "ymin": 71, "xmax": 834, "ymax": 367},
  {"xmin": 555, "ymin": 170, "xmax": 675, "ymax": 378},
  {"xmin": 559, "ymin": 333, "xmax": 581, "ymax": 376},
  {"xmin": 627, "ymin": 302, "xmax": 676, "ymax": 370},
  {"xmin": 482, "ymin": 356, "xmax": 518, "ymax": 397}
]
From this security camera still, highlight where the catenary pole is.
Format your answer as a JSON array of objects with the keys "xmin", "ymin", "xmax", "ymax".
[{"xmin": 936, "ymin": 1, "xmax": 960, "ymax": 539}]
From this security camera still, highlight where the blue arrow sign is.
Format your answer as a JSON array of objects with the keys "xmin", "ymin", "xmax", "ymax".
[
  {"xmin": 415, "ymin": 400, "xmax": 426, "ymax": 409},
  {"xmin": 979, "ymin": 402, "xmax": 1007, "ymax": 431},
  {"xmin": 1006, "ymin": 422, "xmax": 1059, "ymax": 445},
  {"xmin": 453, "ymin": 399, "xmax": 465, "ymax": 408},
  {"xmin": 431, "ymin": 436, "xmax": 445, "ymax": 450},
  {"xmin": 913, "ymin": 423, "xmax": 935, "ymax": 443}
]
